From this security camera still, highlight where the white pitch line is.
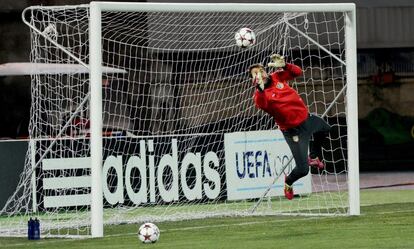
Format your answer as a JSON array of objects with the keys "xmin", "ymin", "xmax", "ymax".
[
  {"xmin": 373, "ymin": 209, "xmax": 414, "ymax": 215},
  {"xmin": 106, "ymin": 216, "xmax": 324, "ymax": 238}
]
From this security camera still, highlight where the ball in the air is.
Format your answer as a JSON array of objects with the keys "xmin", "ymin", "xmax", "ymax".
[
  {"xmin": 138, "ymin": 222, "xmax": 160, "ymax": 243},
  {"xmin": 234, "ymin": 27, "xmax": 256, "ymax": 48}
]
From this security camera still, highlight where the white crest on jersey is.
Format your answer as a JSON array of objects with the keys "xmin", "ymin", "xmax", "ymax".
[{"xmin": 276, "ymin": 82, "xmax": 284, "ymax": 89}]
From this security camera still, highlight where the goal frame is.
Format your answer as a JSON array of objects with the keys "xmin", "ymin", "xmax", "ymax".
[{"xmin": 20, "ymin": 1, "xmax": 359, "ymax": 238}]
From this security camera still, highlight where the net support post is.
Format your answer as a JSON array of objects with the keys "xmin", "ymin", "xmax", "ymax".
[
  {"xmin": 345, "ymin": 6, "xmax": 360, "ymax": 216},
  {"xmin": 89, "ymin": 2, "xmax": 104, "ymax": 237},
  {"xmin": 30, "ymin": 139, "xmax": 37, "ymax": 213}
]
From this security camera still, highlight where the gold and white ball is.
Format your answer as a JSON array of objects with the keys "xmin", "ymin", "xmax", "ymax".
[
  {"xmin": 234, "ymin": 27, "xmax": 256, "ymax": 48},
  {"xmin": 138, "ymin": 222, "xmax": 160, "ymax": 243}
]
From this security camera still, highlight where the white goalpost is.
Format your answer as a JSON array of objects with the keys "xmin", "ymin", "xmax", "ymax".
[{"xmin": 0, "ymin": 2, "xmax": 358, "ymax": 238}]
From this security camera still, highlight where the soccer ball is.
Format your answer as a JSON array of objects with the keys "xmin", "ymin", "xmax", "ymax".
[
  {"xmin": 138, "ymin": 222, "xmax": 160, "ymax": 243},
  {"xmin": 234, "ymin": 27, "xmax": 256, "ymax": 48}
]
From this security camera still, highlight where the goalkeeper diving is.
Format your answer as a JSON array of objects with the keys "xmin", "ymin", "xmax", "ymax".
[{"xmin": 249, "ymin": 54, "xmax": 331, "ymax": 200}]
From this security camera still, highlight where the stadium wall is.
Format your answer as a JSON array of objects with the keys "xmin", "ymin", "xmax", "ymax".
[{"xmin": 0, "ymin": 141, "xmax": 27, "ymax": 208}]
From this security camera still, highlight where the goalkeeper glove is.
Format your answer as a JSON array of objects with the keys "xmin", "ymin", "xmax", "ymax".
[
  {"xmin": 252, "ymin": 71, "xmax": 265, "ymax": 91},
  {"xmin": 268, "ymin": 54, "xmax": 286, "ymax": 68}
]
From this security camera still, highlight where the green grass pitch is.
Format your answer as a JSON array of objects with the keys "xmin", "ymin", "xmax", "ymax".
[{"xmin": 1, "ymin": 189, "xmax": 413, "ymax": 249}]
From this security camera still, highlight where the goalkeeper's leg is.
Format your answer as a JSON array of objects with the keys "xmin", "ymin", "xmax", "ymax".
[
  {"xmin": 282, "ymin": 127, "xmax": 312, "ymax": 199},
  {"xmin": 283, "ymin": 133, "xmax": 311, "ymax": 186},
  {"xmin": 306, "ymin": 115, "xmax": 331, "ymax": 168}
]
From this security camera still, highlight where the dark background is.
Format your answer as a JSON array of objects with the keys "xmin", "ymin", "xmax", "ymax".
[{"xmin": 0, "ymin": 0, "xmax": 413, "ymax": 172}]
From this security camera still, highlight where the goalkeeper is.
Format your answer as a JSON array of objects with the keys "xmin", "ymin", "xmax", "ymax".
[{"xmin": 249, "ymin": 54, "xmax": 330, "ymax": 200}]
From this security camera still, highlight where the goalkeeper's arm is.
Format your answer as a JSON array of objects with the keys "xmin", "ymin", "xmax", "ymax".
[
  {"xmin": 253, "ymin": 71, "xmax": 265, "ymax": 91},
  {"xmin": 249, "ymin": 65, "xmax": 271, "ymax": 91},
  {"xmin": 268, "ymin": 54, "xmax": 302, "ymax": 79},
  {"xmin": 249, "ymin": 64, "xmax": 270, "ymax": 110}
]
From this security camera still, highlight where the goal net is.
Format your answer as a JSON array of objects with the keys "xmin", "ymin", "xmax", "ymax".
[{"xmin": 1, "ymin": 2, "xmax": 358, "ymax": 237}]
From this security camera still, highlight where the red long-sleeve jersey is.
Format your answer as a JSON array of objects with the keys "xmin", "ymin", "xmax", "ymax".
[{"xmin": 254, "ymin": 63, "xmax": 308, "ymax": 130}]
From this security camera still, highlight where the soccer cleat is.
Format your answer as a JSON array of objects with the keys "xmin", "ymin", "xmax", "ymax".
[
  {"xmin": 284, "ymin": 183, "xmax": 294, "ymax": 200},
  {"xmin": 284, "ymin": 175, "xmax": 294, "ymax": 200},
  {"xmin": 308, "ymin": 156, "xmax": 325, "ymax": 170}
]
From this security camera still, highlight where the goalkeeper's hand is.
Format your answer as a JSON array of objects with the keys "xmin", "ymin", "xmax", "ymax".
[
  {"xmin": 268, "ymin": 54, "xmax": 286, "ymax": 68},
  {"xmin": 252, "ymin": 71, "xmax": 265, "ymax": 91}
]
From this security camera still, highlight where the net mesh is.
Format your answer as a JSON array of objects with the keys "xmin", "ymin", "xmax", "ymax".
[{"xmin": 1, "ymin": 5, "xmax": 350, "ymax": 237}]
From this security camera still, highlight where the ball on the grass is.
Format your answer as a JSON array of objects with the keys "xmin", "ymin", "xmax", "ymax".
[{"xmin": 138, "ymin": 222, "xmax": 160, "ymax": 243}]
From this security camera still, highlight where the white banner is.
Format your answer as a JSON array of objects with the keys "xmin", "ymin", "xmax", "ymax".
[
  {"xmin": 39, "ymin": 137, "xmax": 222, "ymax": 209},
  {"xmin": 224, "ymin": 130, "xmax": 311, "ymax": 201}
]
